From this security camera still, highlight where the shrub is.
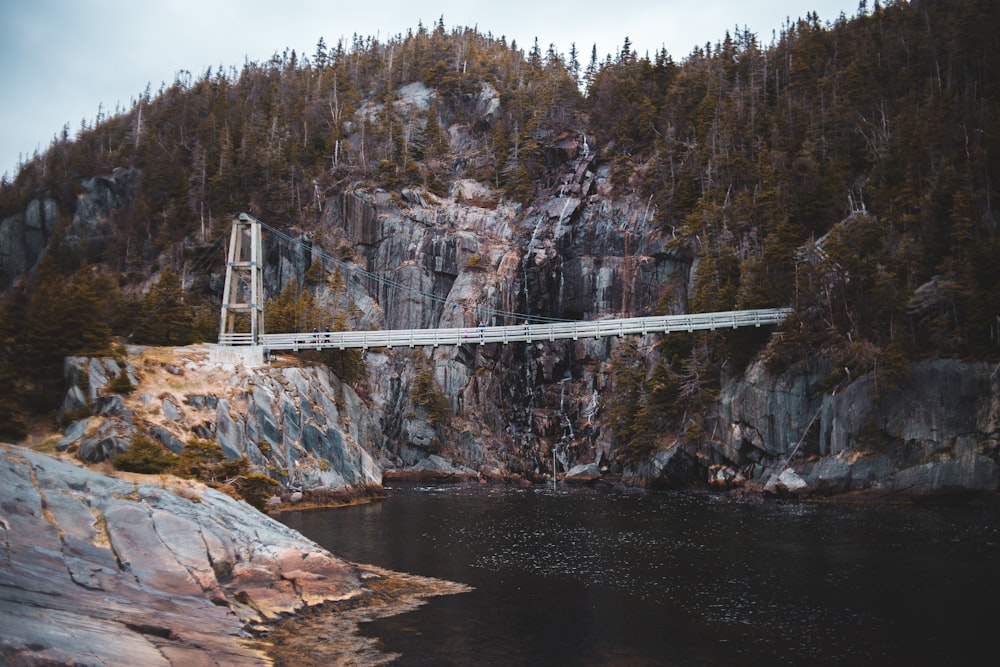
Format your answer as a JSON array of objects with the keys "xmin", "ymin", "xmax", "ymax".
[
  {"xmin": 108, "ymin": 368, "xmax": 135, "ymax": 394},
  {"xmin": 112, "ymin": 434, "xmax": 178, "ymax": 474},
  {"xmin": 465, "ymin": 253, "xmax": 487, "ymax": 271},
  {"xmin": 176, "ymin": 437, "xmax": 279, "ymax": 511},
  {"xmin": 235, "ymin": 473, "xmax": 280, "ymax": 511}
]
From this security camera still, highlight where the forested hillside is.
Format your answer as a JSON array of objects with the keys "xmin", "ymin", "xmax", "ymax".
[{"xmin": 0, "ymin": 0, "xmax": 997, "ymax": 448}]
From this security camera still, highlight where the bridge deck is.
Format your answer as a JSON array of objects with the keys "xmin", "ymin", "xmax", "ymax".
[{"xmin": 218, "ymin": 308, "xmax": 792, "ymax": 351}]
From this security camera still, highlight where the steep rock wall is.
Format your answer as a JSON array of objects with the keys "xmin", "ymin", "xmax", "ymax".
[
  {"xmin": 715, "ymin": 359, "xmax": 1000, "ymax": 499},
  {"xmin": 0, "ymin": 197, "xmax": 58, "ymax": 284},
  {"xmin": 57, "ymin": 346, "xmax": 382, "ymax": 495},
  {"xmin": 27, "ymin": 153, "xmax": 1000, "ymax": 500},
  {"xmin": 293, "ymin": 154, "xmax": 689, "ymax": 480}
]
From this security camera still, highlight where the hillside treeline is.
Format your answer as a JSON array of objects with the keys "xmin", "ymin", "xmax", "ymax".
[{"xmin": 0, "ymin": 0, "xmax": 997, "ymax": 439}]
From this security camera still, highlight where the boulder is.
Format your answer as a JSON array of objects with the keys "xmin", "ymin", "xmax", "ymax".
[
  {"xmin": 95, "ymin": 394, "xmax": 130, "ymax": 419},
  {"xmin": 563, "ymin": 462, "xmax": 600, "ymax": 484},
  {"xmin": 77, "ymin": 420, "xmax": 134, "ymax": 463},
  {"xmin": 386, "ymin": 454, "xmax": 476, "ymax": 483},
  {"xmin": 622, "ymin": 443, "xmax": 702, "ymax": 489},
  {"xmin": 708, "ymin": 465, "xmax": 746, "ymax": 490},
  {"xmin": 56, "ymin": 418, "xmax": 92, "ymax": 452},
  {"xmin": 162, "ymin": 398, "xmax": 181, "ymax": 421},
  {"xmin": 775, "ymin": 468, "xmax": 808, "ymax": 494},
  {"xmin": 149, "ymin": 425, "xmax": 185, "ymax": 454},
  {"xmin": 58, "ymin": 384, "xmax": 89, "ymax": 421}
]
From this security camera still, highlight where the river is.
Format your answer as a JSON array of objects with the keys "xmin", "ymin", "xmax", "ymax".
[{"xmin": 280, "ymin": 485, "xmax": 1000, "ymax": 666}]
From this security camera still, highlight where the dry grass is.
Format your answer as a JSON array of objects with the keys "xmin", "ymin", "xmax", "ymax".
[{"xmin": 109, "ymin": 345, "xmax": 248, "ymax": 444}]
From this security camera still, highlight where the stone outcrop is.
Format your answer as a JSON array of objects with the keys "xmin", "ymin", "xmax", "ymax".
[
  {"xmin": 563, "ymin": 462, "xmax": 601, "ymax": 484},
  {"xmin": 56, "ymin": 346, "xmax": 382, "ymax": 496},
  {"xmin": 621, "ymin": 442, "xmax": 704, "ymax": 490},
  {"xmin": 715, "ymin": 359, "xmax": 1000, "ymax": 499},
  {"xmin": 0, "ymin": 444, "xmax": 363, "ymax": 665},
  {"xmin": 384, "ymin": 453, "xmax": 479, "ymax": 482},
  {"xmin": 66, "ymin": 168, "xmax": 143, "ymax": 249},
  {"xmin": 0, "ymin": 197, "xmax": 58, "ymax": 285}
]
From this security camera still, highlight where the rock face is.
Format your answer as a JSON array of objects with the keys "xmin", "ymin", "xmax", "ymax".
[
  {"xmin": 716, "ymin": 359, "xmax": 1000, "ymax": 499},
  {"xmin": 0, "ymin": 197, "xmax": 58, "ymax": 285},
  {"xmin": 0, "ymin": 444, "xmax": 364, "ymax": 665},
  {"xmin": 50, "ymin": 172, "xmax": 1000, "ymax": 500},
  {"xmin": 57, "ymin": 346, "xmax": 382, "ymax": 496},
  {"xmin": 291, "ymin": 149, "xmax": 686, "ymax": 485},
  {"xmin": 17, "ymin": 84, "xmax": 1000, "ymax": 500}
]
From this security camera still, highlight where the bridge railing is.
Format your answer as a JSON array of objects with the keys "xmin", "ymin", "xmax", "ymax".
[
  {"xmin": 219, "ymin": 308, "xmax": 792, "ymax": 351},
  {"xmin": 218, "ymin": 332, "xmax": 258, "ymax": 346}
]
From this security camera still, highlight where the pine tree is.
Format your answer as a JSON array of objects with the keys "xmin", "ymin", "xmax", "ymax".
[
  {"xmin": 608, "ymin": 339, "xmax": 653, "ymax": 460},
  {"xmin": 133, "ymin": 266, "xmax": 195, "ymax": 345},
  {"xmin": 0, "ymin": 293, "xmax": 29, "ymax": 440},
  {"xmin": 322, "ymin": 312, "xmax": 365, "ymax": 384},
  {"xmin": 411, "ymin": 363, "xmax": 449, "ymax": 424},
  {"xmin": 19, "ymin": 260, "xmax": 113, "ymax": 404}
]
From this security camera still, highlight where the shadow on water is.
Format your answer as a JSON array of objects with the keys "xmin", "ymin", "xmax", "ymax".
[{"xmin": 281, "ymin": 485, "xmax": 1000, "ymax": 666}]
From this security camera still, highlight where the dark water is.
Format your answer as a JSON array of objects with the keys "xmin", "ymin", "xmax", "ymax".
[{"xmin": 281, "ymin": 485, "xmax": 1000, "ymax": 666}]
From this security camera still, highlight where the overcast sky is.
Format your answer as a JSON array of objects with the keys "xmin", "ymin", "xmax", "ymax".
[{"xmin": 0, "ymin": 0, "xmax": 861, "ymax": 180}]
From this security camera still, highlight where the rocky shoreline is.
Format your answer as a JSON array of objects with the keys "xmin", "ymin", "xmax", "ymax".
[
  {"xmin": 0, "ymin": 445, "xmax": 468, "ymax": 666},
  {"xmin": 263, "ymin": 566, "xmax": 471, "ymax": 666}
]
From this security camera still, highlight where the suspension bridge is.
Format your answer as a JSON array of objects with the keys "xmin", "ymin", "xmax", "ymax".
[{"xmin": 214, "ymin": 213, "xmax": 791, "ymax": 359}]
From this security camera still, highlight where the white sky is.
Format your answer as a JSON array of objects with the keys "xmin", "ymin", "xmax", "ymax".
[{"xmin": 0, "ymin": 0, "xmax": 862, "ymax": 180}]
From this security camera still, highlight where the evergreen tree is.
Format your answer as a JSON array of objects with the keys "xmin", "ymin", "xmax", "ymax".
[
  {"xmin": 132, "ymin": 266, "xmax": 195, "ymax": 345},
  {"xmin": 322, "ymin": 312, "xmax": 365, "ymax": 384},
  {"xmin": 19, "ymin": 261, "xmax": 114, "ymax": 404},
  {"xmin": 411, "ymin": 362, "xmax": 449, "ymax": 424},
  {"xmin": 608, "ymin": 340, "xmax": 653, "ymax": 460},
  {"xmin": 113, "ymin": 434, "xmax": 178, "ymax": 474},
  {"xmin": 0, "ymin": 294, "xmax": 29, "ymax": 440}
]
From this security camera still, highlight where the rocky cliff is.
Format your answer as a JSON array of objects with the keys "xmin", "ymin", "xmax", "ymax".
[
  {"xmin": 45, "ymin": 157, "xmax": 1000, "ymax": 502},
  {"xmin": 712, "ymin": 359, "xmax": 1000, "ymax": 500},
  {"xmin": 291, "ymin": 148, "xmax": 685, "ymax": 482},
  {"xmin": 13, "ymin": 79, "xmax": 999, "ymax": 501},
  {"xmin": 47, "ymin": 137, "xmax": 677, "ymax": 488},
  {"xmin": 56, "ymin": 345, "xmax": 383, "ymax": 500},
  {"xmin": 0, "ymin": 197, "xmax": 57, "ymax": 284}
]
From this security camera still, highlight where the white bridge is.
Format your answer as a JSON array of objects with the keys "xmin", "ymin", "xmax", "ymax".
[
  {"xmin": 216, "ymin": 214, "xmax": 791, "ymax": 356},
  {"xmin": 218, "ymin": 308, "xmax": 791, "ymax": 351}
]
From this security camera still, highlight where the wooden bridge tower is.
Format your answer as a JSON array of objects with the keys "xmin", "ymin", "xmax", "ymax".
[{"xmin": 219, "ymin": 213, "xmax": 264, "ymax": 345}]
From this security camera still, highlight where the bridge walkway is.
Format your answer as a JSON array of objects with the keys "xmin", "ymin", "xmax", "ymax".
[{"xmin": 218, "ymin": 308, "xmax": 792, "ymax": 351}]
